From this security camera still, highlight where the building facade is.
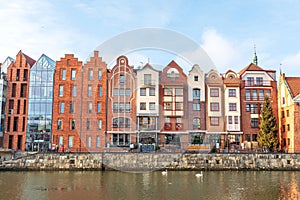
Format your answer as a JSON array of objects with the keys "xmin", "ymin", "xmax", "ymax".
[
  {"xmin": 4, "ymin": 51, "xmax": 35, "ymax": 150},
  {"xmin": 107, "ymin": 56, "xmax": 137, "ymax": 150},
  {"xmin": 136, "ymin": 63, "xmax": 160, "ymax": 151},
  {"xmin": 27, "ymin": 54, "xmax": 55, "ymax": 151},
  {"xmin": 52, "ymin": 54, "xmax": 83, "ymax": 152},
  {"xmin": 159, "ymin": 61, "xmax": 188, "ymax": 150},
  {"xmin": 187, "ymin": 64, "xmax": 207, "ymax": 146},
  {"xmin": 278, "ymin": 73, "xmax": 300, "ymax": 153},
  {"xmin": 205, "ymin": 69, "xmax": 225, "ymax": 147},
  {"xmin": 240, "ymin": 63, "xmax": 278, "ymax": 143}
]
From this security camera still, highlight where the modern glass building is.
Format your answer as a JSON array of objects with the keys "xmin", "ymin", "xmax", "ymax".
[{"xmin": 26, "ymin": 54, "xmax": 55, "ymax": 151}]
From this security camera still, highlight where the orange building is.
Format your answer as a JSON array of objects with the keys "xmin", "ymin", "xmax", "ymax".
[{"xmin": 4, "ymin": 51, "xmax": 35, "ymax": 150}]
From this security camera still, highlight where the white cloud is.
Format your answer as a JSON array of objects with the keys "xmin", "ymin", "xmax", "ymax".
[{"xmin": 281, "ymin": 51, "xmax": 300, "ymax": 76}]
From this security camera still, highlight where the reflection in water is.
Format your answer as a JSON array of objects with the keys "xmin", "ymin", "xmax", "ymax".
[{"xmin": 0, "ymin": 171, "xmax": 300, "ymax": 200}]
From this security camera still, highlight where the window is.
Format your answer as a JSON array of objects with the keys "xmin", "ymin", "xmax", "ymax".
[
  {"xmin": 61, "ymin": 69, "xmax": 66, "ymax": 80},
  {"xmin": 71, "ymin": 119, "xmax": 76, "ymax": 130},
  {"xmin": 210, "ymin": 88, "xmax": 219, "ymax": 97},
  {"xmin": 96, "ymin": 136, "xmax": 101, "ymax": 148},
  {"xmin": 266, "ymin": 90, "xmax": 271, "ymax": 97},
  {"xmin": 193, "ymin": 89, "xmax": 200, "ymax": 100},
  {"xmin": 57, "ymin": 119, "xmax": 62, "ymax": 130},
  {"xmin": 59, "ymin": 136, "xmax": 63, "ymax": 147},
  {"xmin": 194, "ymin": 76, "xmax": 198, "ymax": 81},
  {"xmin": 87, "ymin": 136, "xmax": 91, "ymax": 148},
  {"xmin": 98, "ymin": 70, "xmax": 102, "ymax": 80},
  {"xmin": 125, "ymin": 103, "xmax": 130, "ymax": 113},
  {"xmin": 71, "ymin": 69, "xmax": 76, "ymax": 80},
  {"xmin": 251, "ymin": 104, "xmax": 258, "ymax": 114},
  {"xmin": 164, "ymin": 88, "xmax": 172, "ymax": 96},
  {"xmin": 282, "ymin": 111, "xmax": 285, "ymax": 118},
  {"xmin": 88, "ymin": 85, "xmax": 92, "ymax": 97},
  {"xmin": 140, "ymin": 102, "xmax": 146, "ymax": 110},
  {"xmin": 126, "ymin": 89, "xmax": 131, "ymax": 96},
  {"xmin": 229, "ymin": 103, "xmax": 237, "ymax": 111},
  {"xmin": 252, "ymin": 90, "xmax": 257, "ymax": 100},
  {"xmin": 119, "ymin": 103, "xmax": 124, "ymax": 113},
  {"xmin": 149, "ymin": 88, "xmax": 155, "ymax": 96},
  {"xmin": 164, "ymin": 102, "xmax": 172, "ymax": 110},
  {"xmin": 251, "ymin": 118, "xmax": 259, "ymax": 128},
  {"xmin": 287, "ymin": 124, "xmax": 290, "ymax": 131},
  {"xmin": 210, "ymin": 117, "xmax": 219, "ymax": 126},
  {"xmin": 234, "ymin": 116, "xmax": 238, "ymax": 124},
  {"xmin": 282, "ymin": 97, "xmax": 285, "ymax": 105},
  {"xmin": 228, "ymin": 89, "xmax": 236, "ymax": 97},
  {"xmin": 193, "ymin": 103, "xmax": 200, "ymax": 110},
  {"xmin": 70, "ymin": 102, "xmax": 74, "ymax": 113},
  {"xmin": 113, "ymin": 103, "xmax": 118, "ymax": 113},
  {"xmin": 119, "ymin": 75, "xmax": 125, "ymax": 85},
  {"xmin": 259, "ymin": 90, "xmax": 264, "ymax": 100},
  {"xmin": 175, "ymin": 102, "xmax": 183, "ymax": 110},
  {"xmin": 98, "ymin": 86, "xmax": 103, "ymax": 97},
  {"xmin": 282, "ymin": 125, "xmax": 286, "ymax": 132},
  {"xmin": 59, "ymin": 85, "xmax": 64, "ymax": 97},
  {"xmin": 144, "ymin": 74, "xmax": 152, "ymax": 85},
  {"xmin": 112, "ymin": 117, "xmax": 131, "ymax": 128},
  {"xmin": 252, "ymin": 134, "xmax": 257, "ymax": 141},
  {"xmin": 98, "ymin": 119, "xmax": 102, "ymax": 130},
  {"xmin": 247, "ymin": 77, "xmax": 254, "ymax": 86},
  {"xmin": 89, "ymin": 69, "xmax": 93, "ymax": 80},
  {"xmin": 86, "ymin": 119, "xmax": 90, "ymax": 130},
  {"xmin": 175, "ymin": 88, "xmax": 183, "ymax": 96},
  {"xmin": 228, "ymin": 116, "xmax": 233, "ymax": 124},
  {"xmin": 88, "ymin": 102, "xmax": 92, "ymax": 113},
  {"xmin": 60, "ymin": 102, "xmax": 65, "ymax": 113},
  {"xmin": 113, "ymin": 88, "xmax": 118, "ymax": 96},
  {"xmin": 119, "ymin": 89, "xmax": 125, "ymax": 96},
  {"xmin": 256, "ymin": 77, "xmax": 263, "ymax": 86},
  {"xmin": 140, "ymin": 88, "xmax": 146, "ymax": 96},
  {"xmin": 246, "ymin": 104, "xmax": 250, "ymax": 111},
  {"xmin": 176, "ymin": 118, "xmax": 182, "ymax": 123},
  {"xmin": 246, "ymin": 90, "xmax": 250, "ymax": 100},
  {"xmin": 211, "ymin": 103, "xmax": 219, "ymax": 111},
  {"xmin": 97, "ymin": 102, "xmax": 101, "ymax": 113},
  {"xmin": 68, "ymin": 136, "xmax": 73, "ymax": 148},
  {"xmin": 149, "ymin": 102, "xmax": 155, "ymax": 110},
  {"xmin": 72, "ymin": 85, "xmax": 77, "ymax": 97},
  {"xmin": 193, "ymin": 118, "xmax": 201, "ymax": 129},
  {"xmin": 112, "ymin": 134, "xmax": 130, "ymax": 145},
  {"xmin": 287, "ymin": 110, "xmax": 290, "ymax": 117},
  {"xmin": 165, "ymin": 117, "xmax": 170, "ymax": 123}
]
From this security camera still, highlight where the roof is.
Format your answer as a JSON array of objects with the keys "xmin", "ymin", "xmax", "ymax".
[
  {"xmin": 285, "ymin": 77, "xmax": 300, "ymax": 98},
  {"xmin": 239, "ymin": 63, "xmax": 264, "ymax": 76},
  {"xmin": 23, "ymin": 53, "xmax": 36, "ymax": 66}
]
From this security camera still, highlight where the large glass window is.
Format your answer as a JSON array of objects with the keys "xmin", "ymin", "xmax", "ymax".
[
  {"xmin": 140, "ymin": 88, "xmax": 146, "ymax": 96},
  {"xmin": 193, "ymin": 118, "xmax": 201, "ymax": 129},
  {"xmin": 71, "ymin": 119, "xmax": 76, "ymax": 130},
  {"xmin": 211, "ymin": 103, "xmax": 219, "ymax": 111},
  {"xmin": 164, "ymin": 102, "xmax": 172, "ymax": 110},
  {"xmin": 68, "ymin": 136, "xmax": 73, "ymax": 148},
  {"xmin": 60, "ymin": 102, "xmax": 65, "ymax": 113},
  {"xmin": 247, "ymin": 77, "xmax": 254, "ymax": 86},
  {"xmin": 98, "ymin": 86, "xmax": 103, "ymax": 97},
  {"xmin": 140, "ymin": 102, "xmax": 146, "ymax": 110},
  {"xmin": 97, "ymin": 102, "xmax": 101, "ymax": 113},
  {"xmin": 228, "ymin": 89, "xmax": 236, "ymax": 97},
  {"xmin": 72, "ymin": 85, "xmax": 77, "ymax": 97},
  {"xmin": 193, "ymin": 103, "xmax": 200, "ymax": 110},
  {"xmin": 98, "ymin": 70, "xmax": 102, "ymax": 80},
  {"xmin": 144, "ymin": 74, "xmax": 152, "ymax": 85},
  {"xmin": 87, "ymin": 136, "xmax": 91, "ymax": 148},
  {"xmin": 88, "ymin": 102, "xmax": 92, "ymax": 113},
  {"xmin": 113, "ymin": 88, "xmax": 118, "ymax": 96},
  {"xmin": 112, "ymin": 117, "xmax": 131, "ymax": 128},
  {"xmin": 96, "ymin": 136, "xmax": 101, "ymax": 148},
  {"xmin": 149, "ymin": 88, "xmax": 155, "ymax": 96},
  {"xmin": 149, "ymin": 102, "xmax": 155, "ymax": 110},
  {"xmin": 256, "ymin": 77, "xmax": 263, "ymax": 86},
  {"xmin": 246, "ymin": 90, "xmax": 250, "ymax": 100},
  {"xmin": 61, "ymin": 69, "xmax": 66, "ymax": 80},
  {"xmin": 70, "ymin": 102, "xmax": 74, "ymax": 113},
  {"xmin": 175, "ymin": 102, "xmax": 183, "ymax": 110},
  {"xmin": 57, "ymin": 119, "xmax": 62, "ymax": 130},
  {"xmin": 229, "ymin": 103, "xmax": 237, "ymax": 111},
  {"xmin": 164, "ymin": 88, "xmax": 172, "ymax": 96},
  {"xmin": 89, "ymin": 69, "xmax": 93, "ymax": 80},
  {"xmin": 59, "ymin": 85, "xmax": 64, "ymax": 97},
  {"xmin": 88, "ymin": 85, "xmax": 92, "ymax": 97},
  {"xmin": 259, "ymin": 90, "xmax": 264, "ymax": 100},
  {"xmin": 98, "ymin": 119, "xmax": 102, "ymax": 130},
  {"xmin": 175, "ymin": 88, "xmax": 183, "ymax": 96},
  {"xmin": 252, "ymin": 90, "xmax": 257, "ymax": 100},
  {"xmin": 210, "ymin": 117, "xmax": 219, "ymax": 126},
  {"xmin": 126, "ymin": 89, "xmax": 131, "ymax": 96},
  {"xmin": 251, "ymin": 118, "xmax": 259, "ymax": 128},
  {"xmin": 119, "ymin": 75, "xmax": 125, "ymax": 85}
]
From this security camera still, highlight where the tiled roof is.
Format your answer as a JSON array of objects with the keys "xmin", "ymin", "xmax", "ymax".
[
  {"xmin": 285, "ymin": 77, "xmax": 300, "ymax": 98},
  {"xmin": 23, "ymin": 53, "xmax": 36, "ymax": 66},
  {"xmin": 239, "ymin": 63, "xmax": 264, "ymax": 76}
]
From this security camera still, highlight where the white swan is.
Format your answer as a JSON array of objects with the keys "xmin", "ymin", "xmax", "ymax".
[
  {"xmin": 162, "ymin": 169, "xmax": 168, "ymax": 175},
  {"xmin": 195, "ymin": 171, "xmax": 203, "ymax": 177}
]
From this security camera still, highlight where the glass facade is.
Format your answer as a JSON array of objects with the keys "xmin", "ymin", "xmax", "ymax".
[{"xmin": 27, "ymin": 55, "xmax": 55, "ymax": 151}]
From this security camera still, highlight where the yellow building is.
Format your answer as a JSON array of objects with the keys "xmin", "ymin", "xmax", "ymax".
[{"xmin": 278, "ymin": 73, "xmax": 300, "ymax": 153}]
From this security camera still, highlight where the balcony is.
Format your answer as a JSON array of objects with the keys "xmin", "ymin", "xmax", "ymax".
[
  {"xmin": 245, "ymin": 80, "xmax": 271, "ymax": 87},
  {"xmin": 141, "ymin": 80, "xmax": 156, "ymax": 87}
]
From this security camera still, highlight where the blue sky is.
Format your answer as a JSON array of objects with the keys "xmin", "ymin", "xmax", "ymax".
[{"xmin": 1, "ymin": 0, "xmax": 300, "ymax": 76}]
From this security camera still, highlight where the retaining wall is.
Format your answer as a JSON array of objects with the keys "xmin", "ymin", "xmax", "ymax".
[{"xmin": 1, "ymin": 153, "xmax": 300, "ymax": 171}]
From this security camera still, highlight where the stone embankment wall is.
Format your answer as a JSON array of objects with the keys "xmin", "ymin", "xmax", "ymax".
[{"xmin": 1, "ymin": 153, "xmax": 300, "ymax": 171}]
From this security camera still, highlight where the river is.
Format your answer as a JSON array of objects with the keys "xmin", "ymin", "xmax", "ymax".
[{"xmin": 0, "ymin": 171, "xmax": 299, "ymax": 200}]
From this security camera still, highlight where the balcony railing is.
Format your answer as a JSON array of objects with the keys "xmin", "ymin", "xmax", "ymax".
[{"xmin": 245, "ymin": 80, "xmax": 271, "ymax": 87}]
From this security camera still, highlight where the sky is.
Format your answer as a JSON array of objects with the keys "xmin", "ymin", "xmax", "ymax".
[{"xmin": 1, "ymin": 0, "xmax": 300, "ymax": 76}]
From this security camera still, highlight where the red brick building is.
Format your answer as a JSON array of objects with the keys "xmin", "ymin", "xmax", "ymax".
[
  {"xmin": 52, "ymin": 54, "xmax": 83, "ymax": 152},
  {"xmin": 107, "ymin": 56, "xmax": 137, "ymax": 150},
  {"xmin": 159, "ymin": 60, "xmax": 188, "ymax": 149},
  {"xmin": 239, "ymin": 63, "xmax": 278, "ymax": 143},
  {"xmin": 4, "ymin": 50, "xmax": 35, "ymax": 150}
]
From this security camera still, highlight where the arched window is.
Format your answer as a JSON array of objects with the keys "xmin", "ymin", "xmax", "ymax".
[
  {"xmin": 193, "ymin": 118, "xmax": 201, "ymax": 130},
  {"xmin": 112, "ymin": 117, "xmax": 131, "ymax": 128}
]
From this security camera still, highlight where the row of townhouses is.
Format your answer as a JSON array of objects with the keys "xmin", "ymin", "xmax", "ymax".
[{"xmin": 0, "ymin": 50, "xmax": 299, "ymax": 153}]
